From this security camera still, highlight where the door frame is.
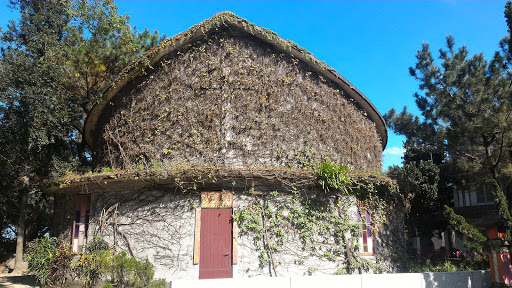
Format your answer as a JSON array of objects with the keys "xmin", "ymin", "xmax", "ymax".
[{"xmin": 193, "ymin": 191, "xmax": 237, "ymax": 279}]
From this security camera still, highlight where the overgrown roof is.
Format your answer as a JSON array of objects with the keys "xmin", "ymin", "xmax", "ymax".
[
  {"xmin": 47, "ymin": 166, "xmax": 395, "ymax": 195},
  {"xmin": 84, "ymin": 11, "xmax": 388, "ymax": 150}
]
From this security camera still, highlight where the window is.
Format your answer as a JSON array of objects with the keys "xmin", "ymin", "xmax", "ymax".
[
  {"xmin": 358, "ymin": 201, "xmax": 373, "ymax": 255},
  {"xmin": 72, "ymin": 194, "xmax": 90, "ymax": 253},
  {"xmin": 476, "ymin": 184, "xmax": 493, "ymax": 204}
]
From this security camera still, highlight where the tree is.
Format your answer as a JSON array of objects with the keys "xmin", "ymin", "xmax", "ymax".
[
  {"xmin": 387, "ymin": 158, "xmax": 442, "ymax": 253},
  {"xmin": 386, "ymin": 30, "xmax": 512, "ymax": 189},
  {"xmin": 386, "ymin": 1, "xmax": 512, "ymax": 257},
  {"xmin": 0, "ymin": 0, "xmax": 164, "ymax": 270}
]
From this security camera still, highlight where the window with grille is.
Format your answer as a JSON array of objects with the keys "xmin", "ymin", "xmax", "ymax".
[
  {"xmin": 476, "ymin": 184, "xmax": 493, "ymax": 204},
  {"xmin": 72, "ymin": 194, "xmax": 90, "ymax": 253},
  {"xmin": 358, "ymin": 201, "xmax": 373, "ymax": 255}
]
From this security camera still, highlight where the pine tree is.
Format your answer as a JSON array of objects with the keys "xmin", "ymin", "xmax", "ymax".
[{"xmin": 386, "ymin": 1, "xmax": 512, "ymax": 251}]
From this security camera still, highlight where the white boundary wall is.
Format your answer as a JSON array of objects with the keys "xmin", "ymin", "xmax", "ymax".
[{"xmin": 170, "ymin": 270, "xmax": 490, "ymax": 288}]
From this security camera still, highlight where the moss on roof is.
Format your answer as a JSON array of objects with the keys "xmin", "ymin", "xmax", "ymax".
[{"xmin": 47, "ymin": 166, "xmax": 394, "ymax": 196}]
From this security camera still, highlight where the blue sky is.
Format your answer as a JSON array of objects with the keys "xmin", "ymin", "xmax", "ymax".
[{"xmin": 0, "ymin": 1, "xmax": 508, "ymax": 171}]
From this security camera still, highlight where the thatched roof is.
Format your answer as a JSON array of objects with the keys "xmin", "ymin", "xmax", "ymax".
[{"xmin": 84, "ymin": 11, "xmax": 387, "ymax": 150}]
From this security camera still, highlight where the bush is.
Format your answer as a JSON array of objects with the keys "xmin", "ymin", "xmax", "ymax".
[
  {"xmin": 27, "ymin": 237, "xmax": 166, "ymax": 288},
  {"xmin": 85, "ymin": 236, "xmax": 110, "ymax": 254},
  {"xmin": 25, "ymin": 237, "xmax": 73, "ymax": 287},
  {"xmin": 73, "ymin": 237, "xmax": 111, "ymax": 288},
  {"xmin": 408, "ymin": 254, "xmax": 488, "ymax": 273},
  {"xmin": 105, "ymin": 251, "xmax": 166, "ymax": 288}
]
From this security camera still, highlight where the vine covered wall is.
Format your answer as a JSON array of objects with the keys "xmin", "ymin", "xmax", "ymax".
[
  {"xmin": 93, "ymin": 30, "xmax": 383, "ymax": 172},
  {"xmin": 50, "ymin": 172, "xmax": 407, "ymax": 281},
  {"xmin": 233, "ymin": 184, "xmax": 407, "ymax": 276}
]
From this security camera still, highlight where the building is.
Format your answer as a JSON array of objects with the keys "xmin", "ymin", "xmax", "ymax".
[{"xmin": 48, "ymin": 12, "xmax": 406, "ymax": 281}]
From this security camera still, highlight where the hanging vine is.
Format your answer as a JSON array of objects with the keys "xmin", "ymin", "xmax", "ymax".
[
  {"xmin": 93, "ymin": 31, "xmax": 382, "ymax": 173},
  {"xmin": 233, "ymin": 163, "xmax": 406, "ymax": 275}
]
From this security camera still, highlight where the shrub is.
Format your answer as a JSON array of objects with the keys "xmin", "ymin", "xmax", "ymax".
[
  {"xmin": 85, "ymin": 236, "xmax": 110, "ymax": 254},
  {"xmin": 105, "ymin": 251, "xmax": 166, "ymax": 288},
  {"xmin": 27, "ymin": 236, "xmax": 166, "ymax": 288},
  {"xmin": 408, "ymin": 258, "xmax": 459, "ymax": 273},
  {"xmin": 25, "ymin": 237, "xmax": 73, "ymax": 287},
  {"xmin": 73, "ymin": 237, "xmax": 111, "ymax": 288}
]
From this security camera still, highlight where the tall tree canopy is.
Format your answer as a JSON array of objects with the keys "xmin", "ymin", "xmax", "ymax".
[
  {"xmin": 386, "ymin": 1, "xmax": 512, "ymax": 254},
  {"xmin": 0, "ymin": 0, "xmax": 164, "ymax": 268},
  {"xmin": 386, "ymin": 31, "xmax": 512, "ymax": 189}
]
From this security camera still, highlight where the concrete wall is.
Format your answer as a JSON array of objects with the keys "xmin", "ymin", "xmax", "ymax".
[
  {"xmin": 170, "ymin": 270, "xmax": 490, "ymax": 288},
  {"xmin": 80, "ymin": 187, "xmax": 405, "ymax": 281},
  {"xmin": 51, "ymin": 175, "xmax": 404, "ymax": 282},
  {"xmin": 89, "ymin": 189, "xmax": 200, "ymax": 281}
]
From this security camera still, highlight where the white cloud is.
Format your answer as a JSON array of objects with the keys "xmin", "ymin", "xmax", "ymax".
[
  {"xmin": 383, "ymin": 147, "xmax": 405, "ymax": 156},
  {"xmin": 382, "ymin": 146, "xmax": 405, "ymax": 171}
]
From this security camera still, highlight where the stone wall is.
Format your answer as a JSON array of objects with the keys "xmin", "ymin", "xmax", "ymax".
[
  {"xmin": 234, "ymin": 193, "xmax": 347, "ymax": 277},
  {"xmin": 89, "ymin": 189, "xmax": 199, "ymax": 280},
  {"xmin": 51, "ymin": 181, "xmax": 406, "ymax": 281}
]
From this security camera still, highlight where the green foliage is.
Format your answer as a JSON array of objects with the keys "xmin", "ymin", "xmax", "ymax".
[
  {"xmin": 27, "ymin": 237, "xmax": 165, "ymax": 288},
  {"xmin": 317, "ymin": 161, "xmax": 353, "ymax": 194},
  {"xmin": 25, "ymin": 237, "xmax": 73, "ymax": 287},
  {"xmin": 461, "ymin": 254, "xmax": 489, "ymax": 271},
  {"xmin": 408, "ymin": 259, "xmax": 459, "ymax": 273},
  {"xmin": 73, "ymin": 237, "xmax": 111, "ymax": 288},
  {"xmin": 0, "ymin": 0, "xmax": 165, "ymax": 254},
  {"xmin": 387, "ymin": 160, "xmax": 445, "ymax": 245},
  {"xmin": 85, "ymin": 236, "xmax": 110, "ymax": 254},
  {"xmin": 75, "ymin": 238, "xmax": 166, "ymax": 288},
  {"xmin": 105, "ymin": 251, "xmax": 165, "ymax": 288},
  {"xmin": 235, "ymin": 191, "xmax": 354, "ymax": 272},
  {"xmin": 491, "ymin": 180, "xmax": 512, "ymax": 222},
  {"xmin": 443, "ymin": 206, "xmax": 486, "ymax": 253},
  {"xmin": 408, "ymin": 255, "xmax": 488, "ymax": 272},
  {"xmin": 385, "ymin": 1, "xmax": 512, "ymax": 241},
  {"xmin": 433, "ymin": 261, "xmax": 458, "ymax": 272},
  {"xmin": 233, "ymin": 162, "xmax": 405, "ymax": 275},
  {"xmin": 234, "ymin": 176, "xmax": 401, "ymax": 275},
  {"xmin": 101, "ymin": 167, "xmax": 116, "ymax": 174},
  {"xmin": 389, "ymin": 160, "xmax": 439, "ymax": 200}
]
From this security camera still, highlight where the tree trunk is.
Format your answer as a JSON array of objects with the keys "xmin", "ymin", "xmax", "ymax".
[{"xmin": 14, "ymin": 187, "xmax": 28, "ymax": 272}]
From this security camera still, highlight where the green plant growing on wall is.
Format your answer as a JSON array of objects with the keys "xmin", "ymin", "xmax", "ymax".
[
  {"xmin": 96, "ymin": 31, "xmax": 383, "ymax": 173},
  {"xmin": 317, "ymin": 161, "xmax": 353, "ymax": 194},
  {"xmin": 236, "ymin": 191, "xmax": 365, "ymax": 274},
  {"xmin": 232, "ymin": 161, "xmax": 407, "ymax": 275}
]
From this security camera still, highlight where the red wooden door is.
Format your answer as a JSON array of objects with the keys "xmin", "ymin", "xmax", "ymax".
[{"xmin": 199, "ymin": 208, "xmax": 233, "ymax": 279}]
